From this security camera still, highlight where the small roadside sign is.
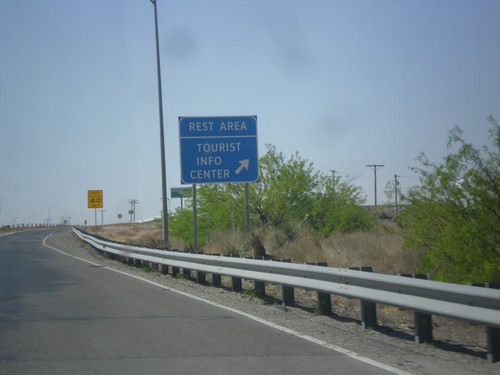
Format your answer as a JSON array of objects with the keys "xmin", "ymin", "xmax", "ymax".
[
  {"xmin": 171, "ymin": 187, "xmax": 192, "ymax": 198},
  {"xmin": 88, "ymin": 190, "xmax": 103, "ymax": 209}
]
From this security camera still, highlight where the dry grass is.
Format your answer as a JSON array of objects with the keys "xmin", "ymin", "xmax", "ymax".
[
  {"xmin": 254, "ymin": 221, "xmax": 421, "ymax": 274},
  {"xmin": 203, "ymin": 228, "xmax": 250, "ymax": 255},
  {"xmin": 319, "ymin": 230, "xmax": 422, "ymax": 275},
  {"xmin": 96, "ymin": 220, "xmax": 421, "ymax": 275},
  {"xmin": 95, "ymin": 222, "xmax": 164, "ymax": 247}
]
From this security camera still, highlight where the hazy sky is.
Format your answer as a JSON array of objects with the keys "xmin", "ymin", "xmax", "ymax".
[{"xmin": 1, "ymin": 0, "xmax": 499, "ymax": 227}]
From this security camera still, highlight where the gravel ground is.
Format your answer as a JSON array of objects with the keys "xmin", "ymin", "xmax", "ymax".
[{"xmin": 45, "ymin": 228, "xmax": 500, "ymax": 375}]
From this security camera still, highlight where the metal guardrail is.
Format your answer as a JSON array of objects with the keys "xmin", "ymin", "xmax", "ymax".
[{"xmin": 72, "ymin": 227, "xmax": 500, "ymax": 362}]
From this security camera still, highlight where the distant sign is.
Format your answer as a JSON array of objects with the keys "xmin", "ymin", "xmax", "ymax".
[
  {"xmin": 87, "ymin": 190, "xmax": 103, "ymax": 208},
  {"xmin": 171, "ymin": 187, "xmax": 192, "ymax": 198},
  {"xmin": 179, "ymin": 116, "xmax": 258, "ymax": 184}
]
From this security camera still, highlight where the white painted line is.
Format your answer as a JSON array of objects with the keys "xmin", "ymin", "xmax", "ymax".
[{"xmin": 43, "ymin": 232, "xmax": 103, "ymax": 267}]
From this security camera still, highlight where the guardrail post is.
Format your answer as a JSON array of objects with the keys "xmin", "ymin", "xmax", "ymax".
[
  {"xmin": 400, "ymin": 273, "xmax": 433, "ymax": 344},
  {"xmin": 232, "ymin": 277, "xmax": 242, "ymax": 292},
  {"xmin": 197, "ymin": 270, "xmax": 206, "ymax": 284},
  {"xmin": 209, "ymin": 254, "xmax": 222, "ymax": 287},
  {"xmin": 248, "ymin": 256, "xmax": 266, "ymax": 298},
  {"xmin": 254, "ymin": 280, "xmax": 265, "ymax": 297},
  {"xmin": 161, "ymin": 264, "xmax": 168, "ymax": 275},
  {"xmin": 281, "ymin": 259, "xmax": 295, "ymax": 306},
  {"xmin": 212, "ymin": 274, "xmax": 222, "ymax": 287},
  {"xmin": 172, "ymin": 266, "xmax": 179, "ymax": 277},
  {"xmin": 487, "ymin": 327, "xmax": 500, "ymax": 363},
  {"xmin": 472, "ymin": 282, "xmax": 500, "ymax": 362},
  {"xmin": 350, "ymin": 267, "xmax": 377, "ymax": 329},
  {"xmin": 308, "ymin": 262, "xmax": 331, "ymax": 315},
  {"xmin": 183, "ymin": 268, "xmax": 191, "ymax": 280},
  {"xmin": 225, "ymin": 254, "xmax": 242, "ymax": 292},
  {"xmin": 134, "ymin": 258, "xmax": 142, "ymax": 268},
  {"xmin": 414, "ymin": 309, "xmax": 433, "ymax": 344}
]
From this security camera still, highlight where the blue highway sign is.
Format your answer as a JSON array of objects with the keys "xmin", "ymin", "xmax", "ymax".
[{"xmin": 179, "ymin": 116, "xmax": 258, "ymax": 184}]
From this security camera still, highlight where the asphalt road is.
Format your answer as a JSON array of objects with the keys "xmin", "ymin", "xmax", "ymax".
[{"xmin": 0, "ymin": 229, "xmax": 400, "ymax": 375}]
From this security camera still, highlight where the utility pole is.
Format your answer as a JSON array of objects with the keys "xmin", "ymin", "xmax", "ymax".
[
  {"xmin": 394, "ymin": 174, "xmax": 400, "ymax": 215},
  {"xmin": 330, "ymin": 170, "xmax": 339, "ymax": 192},
  {"xmin": 99, "ymin": 210, "xmax": 106, "ymax": 226},
  {"xmin": 128, "ymin": 199, "xmax": 138, "ymax": 223},
  {"xmin": 366, "ymin": 164, "xmax": 385, "ymax": 208}
]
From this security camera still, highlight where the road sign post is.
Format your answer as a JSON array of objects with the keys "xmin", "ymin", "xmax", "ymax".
[
  {"xmin": 171, "ymin": 187, "xmax": 193, "ymax": 210},
  {"xmin": 88, "ymin": 190, "xmax": 103, "ymax": 234},
  {"xmin": 179, "ymin": 116, "xmax": 258, "ymax": 184}
]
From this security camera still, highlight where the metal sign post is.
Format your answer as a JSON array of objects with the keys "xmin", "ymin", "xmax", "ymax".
[
  {"xmin": 171, "ymin": 187, "xmax": 193, "ymax": 210},
  {"xmin": 88, "ymin": 190, "xmax": 103, "ymax": 235}
]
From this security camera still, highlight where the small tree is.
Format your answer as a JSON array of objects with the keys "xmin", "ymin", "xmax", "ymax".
[
  {"xmin": 197, "ymin": 183, "xmax": 247, "ymax": 231},
  {"xmin": 312, "ymin": 176, "xmax": 375, "ymax": 235},
  {"xmin": 169, "ymin": 205, "xmax": 211, "ymax": 249},
  {"xmin": 252, "ymin": 145, "xmax": 321, "ymax": 228},
  {"xmin": 400, "ymin": 117, "xmax": 500, "ymax": 283}
]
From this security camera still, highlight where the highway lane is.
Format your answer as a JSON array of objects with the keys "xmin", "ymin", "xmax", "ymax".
[{"xmin": 0, "ymin": 230, "xmax": 403, "ymax": 375}]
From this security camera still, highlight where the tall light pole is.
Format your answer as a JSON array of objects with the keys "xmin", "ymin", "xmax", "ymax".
[
  {"xmin": 366, "ymin": 164, "xmax": 384, "ymax": 208},
  {"xmin": 149, "ymin": 0, "xmax": 169, "ymax": 242}
]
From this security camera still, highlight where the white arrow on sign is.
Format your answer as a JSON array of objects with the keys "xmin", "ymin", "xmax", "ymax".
[{"xmin": 235, "ymin": 159, "xmax": 250, "ymax": 175}]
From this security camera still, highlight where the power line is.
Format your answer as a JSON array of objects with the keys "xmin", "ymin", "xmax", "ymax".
[
  {"xmin": 394, "ymin": 174, "xmax": 400, "ymax": 215},
  {"xmin": 330, "ymin": 169, "xmax": 340, "ymax": 190}
]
